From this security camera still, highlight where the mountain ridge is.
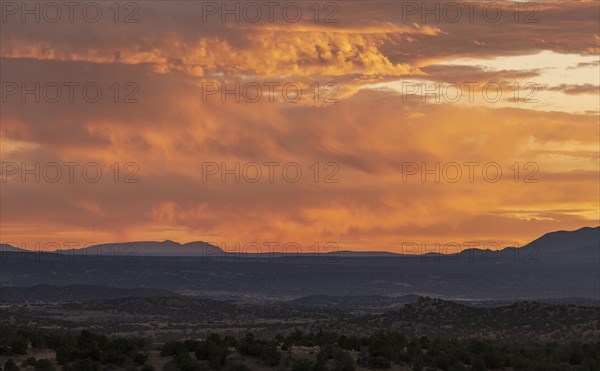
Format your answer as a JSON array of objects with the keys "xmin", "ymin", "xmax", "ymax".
[{"xmin": 2, "ymin": 226, "xmax": 598, "ymax": 258}]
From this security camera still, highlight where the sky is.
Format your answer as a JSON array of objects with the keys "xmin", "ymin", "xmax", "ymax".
[{"xmin": 1, "ymin": 0, "xmax": 599, "ymax": 253}]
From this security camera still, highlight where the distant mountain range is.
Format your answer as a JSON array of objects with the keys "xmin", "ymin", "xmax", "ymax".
[
  {"xmin": 2, "ymin": 226, "xmax": 598, "ymax": 259},
  {"xmin": 1, "ymin": 226, "xmax": 598, "ymax": 300},
  {"xmin": 0, "ymin": 240, "xmax": 222, "ymax": 257}
]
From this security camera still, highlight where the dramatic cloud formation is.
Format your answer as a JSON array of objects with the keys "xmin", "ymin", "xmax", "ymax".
[{"xmin": 1, "ymin": 0, "xmax": 598, "ymax": 251}]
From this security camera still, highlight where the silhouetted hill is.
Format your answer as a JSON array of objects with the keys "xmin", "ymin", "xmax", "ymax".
[
  {"xmin": 0, "ymin": 243, "xmax": 27, "ymax": 253},
  {"xmin": 1, "ymin": 226, "xmax": 598, "ymax": 259},
  {"xmin": 453, "ymin": 226, "xmax": 599, "ymax": 262},
  {"xmin": 53, "ymin": 240, "xmax": 224, "ymax": 257},
  {"xmin": 520, "ymin": 226, "xmax": 600, "ymax": 256}
]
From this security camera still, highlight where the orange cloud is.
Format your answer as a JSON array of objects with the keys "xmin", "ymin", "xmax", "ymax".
[{"xmin": 1, "ymin": 1, "xmax": 598, "ymax": 251}]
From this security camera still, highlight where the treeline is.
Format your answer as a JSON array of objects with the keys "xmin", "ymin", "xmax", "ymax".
[
  {"xmin": 159, "ymin": 329, "xmax": 600, "ymax": 371},
  {"xmin": 1, "ymin": 328, "xmax": 599, "ymax": 370},
  {"xmin": 0, "ymin": 329, "xmax": 153, "ymax": 371},
  {"xmin": 161, "ymin": 333, "xmax": 281, "ymax": 370}
]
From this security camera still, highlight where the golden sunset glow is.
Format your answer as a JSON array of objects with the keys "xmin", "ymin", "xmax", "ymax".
[{"xmin": 1, "ymin": 0, "xmax": 598, "ymax": 252}]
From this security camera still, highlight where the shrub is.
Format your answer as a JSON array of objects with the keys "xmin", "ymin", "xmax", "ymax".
[
  {"xmin": 33, "ymin": 359, "xmax": 55, "ymax": 371},
  {"xmin": 291, "ymin": 359, "xmax": 312, "ymax": 371},
  {"xmin": 62, "ymin": 359, "xmax": 101, "ymax": 371},
  {"xmin": 195, "ymin": 335, "xmax": 228, "ymax": 369},
  {"xmin": 9, "ymin": 338, "xmax": 28, "ymax": 355},
  {"xmin": 133, "ymin": 352, "xmax": 149, "ymax": 365},
  {"xmin": 368, "ymin": 355, "xmax": 391, "ymax": 369},
  {"xmin": 261, "ymin": 345, "xmax": 281, "ymax": 366},
  {"xmin": 334, "ymin": 352, "xmax": 356, "ymax": 371},
  {"xmin": 161, "ymin": 341, "xmax": 186, "ymax": 357},
  {"xmin": 3, "ymin": 360, "xmax": 20, "ymax": 371},
  {"xmin": 227, "ymin": 364, "xmax": 251, "ymax": 371}
]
